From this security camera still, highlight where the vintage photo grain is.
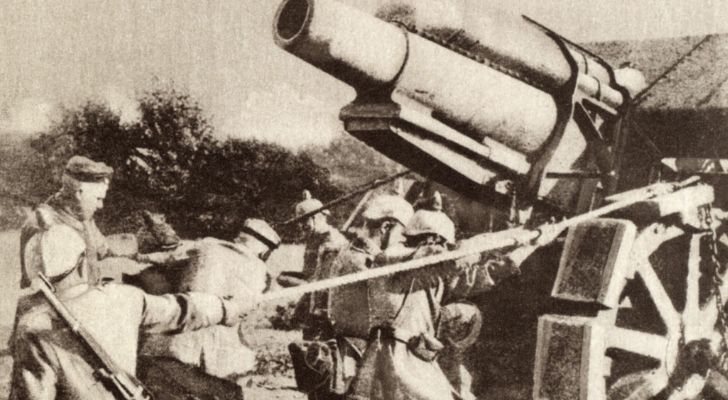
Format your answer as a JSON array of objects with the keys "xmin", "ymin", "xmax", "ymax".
[{"xmin": 2, "ymin": 1, "xmax": 728, "ymax": 399}]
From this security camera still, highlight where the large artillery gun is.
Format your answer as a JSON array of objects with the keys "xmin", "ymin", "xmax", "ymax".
[{"xmin": 272, "ymin": 0, "xmax": 728, "ymax": 399}]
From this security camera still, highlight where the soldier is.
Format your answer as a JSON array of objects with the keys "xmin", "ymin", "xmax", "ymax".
[
  {"xmin": 9, "ymin": 219, "xmax": 258, "ymax": 400},
  {"xmin": 19, "ymin": 155, "xmax": 129, "ymax": 289},
  {"xmin": 288, "ymin": 194, "xmax": 414, "ymax": 400},
  {"xmin": 141, "ymin": 218, "xmax": 280, "ymax": 379},
  {"xmin": 344, "ymin": 194, "xmax": 560, "ymax": 400},
  {"xmin": 279, "ymin": 190, "xmax": 348, "ymax": 285},
  {"xmin": 287, "ymin": 190, "xmax": 349, "ymax": 338},
  {"xmin": 298, "ymin": 190, "xmax": 348, "ymax": 281}
]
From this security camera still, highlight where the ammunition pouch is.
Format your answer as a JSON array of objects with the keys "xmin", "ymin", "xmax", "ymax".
[
  {"xmin": 289, "ymin": 340, "xmax": 347, "ymax": 395},
  {"xmin": 407, "ymin": 332, "xmax": 445, "ymax": 362},
  {"xmin": 370, "ymin": 326, "xmax": 444, "ymax": 362},
  {"xmin": 438, "ymin": 302, "xmax": 483, "ymax": 352}
]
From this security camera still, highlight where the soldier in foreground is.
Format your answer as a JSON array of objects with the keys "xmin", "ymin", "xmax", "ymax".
[
  {"xmin": 291, "ymin": 195, "xmax": 413, "ymax": 400},
  {"xmin": 9, "ymin": 220, "xmax": 258, "ymax": 399},
  {"xmin": 19, "ymin": 156, "xmax": 124, "ymax": 289},
  {"xmin": 338, "ymin": 195, "xmax": 560, "ymax": 400},
  {"xmin": 141, "ymin": 218, "xmax": 281, "ymax": 379}
]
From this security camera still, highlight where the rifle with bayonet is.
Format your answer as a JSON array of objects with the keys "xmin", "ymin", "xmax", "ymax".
[
  {"xmin": 33, "ymin": 273, "xmax": 153, "ymax": 400},
  {"xmin": 278, "ymin": 170, "xmax": 412, "ymax": 226},
  {"xmin": 262, "ymin": 176, "xmax": 702, "ymax": 302}
]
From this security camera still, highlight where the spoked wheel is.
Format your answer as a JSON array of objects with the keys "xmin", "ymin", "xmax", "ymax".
[
  {"xmin": 534, "ymin": 220, "xmax": 728, "ymax": 400},
  {"xmin": 605, "ymin": 226, "xmax": 728, "ymax": 400}
]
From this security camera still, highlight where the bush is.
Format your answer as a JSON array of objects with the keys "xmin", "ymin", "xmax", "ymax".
[{"xmin": 26, "ymin": 85, "xmax": 342, "ymax": 241}]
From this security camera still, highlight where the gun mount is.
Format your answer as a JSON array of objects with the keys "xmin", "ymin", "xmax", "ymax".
[
  {"xmin": 273, "ymin": 1, "xmax": 728, "ymax": 399},
  {"xmin": 274, "ymin": 0, "xmax": 646, "ymax": 217}
]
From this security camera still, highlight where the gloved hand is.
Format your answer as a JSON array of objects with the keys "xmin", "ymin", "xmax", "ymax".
[
  {"xmin": 221, "ymin": 293, "xmax": 261, "ymax": 327},
  {"xmin": 533, "ymin": 224, "xmax": 564, "ymax": 246}
]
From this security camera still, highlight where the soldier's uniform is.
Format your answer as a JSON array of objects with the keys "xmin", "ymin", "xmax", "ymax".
[
  {"xmin": 343, "ymin": 207, "xmax": 515, "ymax": 400},
  {"xmin": 10, "ymin": 222, "xmax": 250, "ymax": 400},
  {"xmin": 141, "ymin": 219, "xmax": 280, "ymax": 378},
  {"xmin": 290, "ymin": 192, "xmax": 349, "ymax": 339},
  {"xmin": 19, "ymin": 156, "xmax": 115, "ymax": 289},
  {"xmin": 288, "ymin": 195, "xmax": 413, "ymax": 400}
]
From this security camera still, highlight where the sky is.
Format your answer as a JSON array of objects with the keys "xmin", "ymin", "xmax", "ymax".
[{"xmin": 1, "ymin": 0, "xmax": 727, "ymax": 148}]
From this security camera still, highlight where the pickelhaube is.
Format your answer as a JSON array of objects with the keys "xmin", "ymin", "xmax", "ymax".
[
  {"xmin": 404, "ymin": 209, "xmax": 456, "ymax": 244},
  {"xmin": 294, "ymin": 189, "xmax": 328, "ymax": 217},
  {"xmin": 361, "ymin": 194, "xmax": 414, "ymax": 226}
]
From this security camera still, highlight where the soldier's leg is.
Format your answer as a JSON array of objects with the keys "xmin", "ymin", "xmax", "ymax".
[{"xmin": 438, "ymin": 302, "xmax": 483, "ymax": 400}]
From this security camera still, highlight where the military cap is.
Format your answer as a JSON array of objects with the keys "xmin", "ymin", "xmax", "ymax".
[
  {"xmin": 295, "ymin": 189, "xmax": 328, "ymax": 217},
  {"xmin": 242, "ymin": 218, "xmax": 281, "ymax": 249},
  {"xmin": 361, "ymin": 194, "xmax": 414, "ymax": 226},
  {"xmin": 405, "ymin": 209, "xmax": 455, "ymax": 244},
  {"xmin": 64, "ymin": 156, "xmax": 114, "ymax": 183}
]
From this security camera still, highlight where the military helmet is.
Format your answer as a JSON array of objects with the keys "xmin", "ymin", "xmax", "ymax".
[
  {"xmin": 361, "ymin": 194, "xmax": 414, "ymax": 226},
  {"xmin": 242, "ymin": 218, "xmax": 281, "ymax": 250},
  {"xmin": 404, "ymin": 209, "xmax": 455, "ymax": 244},
  {"xmin": 295, "ymin": 189, "xmax": 328, "ymax": 218}
]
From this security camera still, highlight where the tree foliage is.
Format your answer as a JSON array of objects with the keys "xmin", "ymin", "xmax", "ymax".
[
  {"xmin": 303, "ymin": 134, "xmax": 401, "ymax": 190},
  {"xmin": 24, "ymin": 85, "xmax": 341, "ymax": 240}
]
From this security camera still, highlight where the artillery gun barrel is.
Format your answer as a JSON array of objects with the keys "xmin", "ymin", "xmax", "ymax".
[
  {"xmin": 273, "ymin": 0, "xmax": 632, "ymax": 157},
  {"xmin": 274, "ymin": 0, "xmax": 558, "ymax": 156}
]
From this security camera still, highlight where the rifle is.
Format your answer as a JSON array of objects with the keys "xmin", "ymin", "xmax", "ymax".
[
  {"xmin": 262, "ymin": 176, "xmax": 702, "ymax": 302},
  {"xmin": 278, "ymin": 170, "xmax": 412, "ymax": 226},
  {"xmin": 33, "ymin": 273, "xmax": 153, "ymax": 400}
]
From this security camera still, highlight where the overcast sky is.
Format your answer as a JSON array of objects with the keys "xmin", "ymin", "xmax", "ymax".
[{"xmin": 1, "ymin": 0, "xmax": 727, "ymax": 147}]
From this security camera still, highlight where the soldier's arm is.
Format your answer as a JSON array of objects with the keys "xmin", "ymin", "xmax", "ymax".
[
  {"xmin": 9, "ymin": 332, "xmax": 58, "ymax": 400},
  {"xmin": 139, "ymin": 290, "xmax": 255, "ymax": 334},
  {"xmin": 134, "ymin": 243, "xmax": 193, "ymax": 265},
  {"xmin": 446, "ymin": 226, "xmax": 562, "ymax": 299}
]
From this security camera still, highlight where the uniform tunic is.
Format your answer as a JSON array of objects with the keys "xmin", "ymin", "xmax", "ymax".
[
  {"xmin": 331, "ymin": 237, "xmax": 521, "ymax": 400},
  {"xmin": 20, "ymin": 197, "xmax": 110, "ymax": 288},
  {"xmin": 9, "ymin": 283, "xmax": 228, "ymax": 400},
  {"xmin": 303, "ymin": 228, "xmax": 348, "ymax": 282},
  {"xmin": 338, "ymin": 243, "xmax": 454, "ymax": 400},
  {"xmin": 308, "ymin": 228, "xmax": 348, "ymax": 313},
  {"xmin": 141, "ymin": 238, "xmax": 267, "ymax": 378}
]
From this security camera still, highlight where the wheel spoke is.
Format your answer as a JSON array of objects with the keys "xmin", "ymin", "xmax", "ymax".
[
  {"xmin": 636, "ymin": 261, "xmax": 681, "ymax": 333},
  {"xmin": 683, "ymin": 235, "xmax": 703, "ymax": 339},
  {"xmin": 606, "ymin": 327, "xmax": 670, "ymax": 361}
]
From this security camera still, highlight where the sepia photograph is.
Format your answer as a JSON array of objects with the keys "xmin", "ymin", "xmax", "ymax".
[{"xmin": 2, "ymin": 1, "xmax": 728, "ymax": 399}]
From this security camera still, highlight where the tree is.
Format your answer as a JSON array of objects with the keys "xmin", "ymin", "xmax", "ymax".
[
  {"xmin": 24, "ymin": 85, "xmax": 342, "ymax": 240},
  {"xmin": 303, "ymin": 134, "xmax": 401, "ymax": 190}
]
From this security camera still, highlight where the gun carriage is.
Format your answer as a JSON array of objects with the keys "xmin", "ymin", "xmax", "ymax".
[{"xmin": 272, "ymin": 0, "xmax": 728, "ymax": 399}]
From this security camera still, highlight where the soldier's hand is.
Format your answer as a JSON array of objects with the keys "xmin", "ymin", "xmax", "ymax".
[
  {"xmin": 712, "ymin": 208, "xmax": 728, "ymax": 222},
  {"xmin": 221, "ymin": 294, "xmax": 261, "ymax": 327},
  {"xmin": 534, "ymin": 224, "xmax": 563, "ymax": 246}
]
